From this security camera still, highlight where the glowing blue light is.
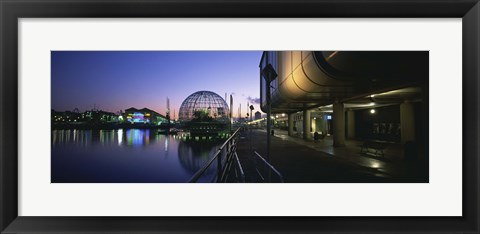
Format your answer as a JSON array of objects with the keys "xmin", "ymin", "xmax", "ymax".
[{"xmin": 128, "ymin": 112, "xmax": 145, "ymax": 123}]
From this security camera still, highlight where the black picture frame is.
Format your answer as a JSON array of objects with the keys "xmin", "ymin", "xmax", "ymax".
[{"xmin": 1, "ymin": 0, "xmax": 478, "ymax": 233}]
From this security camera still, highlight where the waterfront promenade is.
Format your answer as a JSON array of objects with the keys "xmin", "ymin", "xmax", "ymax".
[{"xmin": 236, "ymin": 128, "xmax": 428, "ymax": 183}]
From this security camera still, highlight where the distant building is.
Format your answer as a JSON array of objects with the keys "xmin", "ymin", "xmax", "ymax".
[
  {"xmin": 51, "ymin": 109, "xmax": 119, "ymax": 124},
  {"xmin": 124, "ymin": 107, "xmax": 167, "ymax": 125},
  {"xmin": 254, "ymin": 111, "xmax": 262, "ymax": 120},
  {"xmin": 85, "ymin": 110, "xmax": 119, "ymax": 123},
  {"xmin": 52, "ymin": 109, "xmax": 82, "ymax": 123}
]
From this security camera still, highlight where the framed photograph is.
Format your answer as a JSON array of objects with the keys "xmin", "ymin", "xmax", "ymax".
[{"xmin": 1, "ymin": 0, "xmax": 478, "ymax": 233}]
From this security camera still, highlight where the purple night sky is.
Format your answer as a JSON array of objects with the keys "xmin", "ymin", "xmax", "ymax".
[{"xmin": 51, "ymin": 51, "xmax": 263, "ymax": 119}]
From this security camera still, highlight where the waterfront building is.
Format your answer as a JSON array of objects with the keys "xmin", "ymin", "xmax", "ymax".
[
  {"xmin": 124, "ymin": 107, "xmax": 167, "ymax": 125},
  {"xmin": 84, "ymin": 110, "xmax": 119, "ymax": 123},
  {"xmin": 260, "ymin": 51, "xmax": 428, "ymax": 150},
  {"xmin": 52, "ymin": 109, "xmax": 82, "ymax": 123},
  {"xmin": 52, "ymin": 109, "xmax": 119, "ymax": 124}
]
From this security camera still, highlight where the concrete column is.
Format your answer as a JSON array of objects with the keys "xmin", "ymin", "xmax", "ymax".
[
  {"xmin": 288, "ymin": 113, "xmax": 294, "ymax": 136},
  {"xmin": 347, "ymin": 110, "xmax": 355, "ymax": 139},
  {"xmin": 400, "ymin": 101, "xmax": 415, "ymax": 143},
  {"xmin": 303, "ymin": 109, "xmax": 311, "ymax": 140},
  {"xmin": 312, "ymin": 117, "xmax": 317, "ymax": 132},
  {"xmin": 317, "ymin": 115, "xmax": 325, "ymax": 134},
  {"xmin": 333, "ymin": 102, "xmax": 345, "ymax": 147}
]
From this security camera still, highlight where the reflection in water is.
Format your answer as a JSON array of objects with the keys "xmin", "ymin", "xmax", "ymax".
[
  {"xmin": 51, "ymin": 129, "xmax": 223, "ymax": 182},
  {"xmin": 52, "ymin": 129, "xmax": 94, "ymax": 147},
  {"xmin": 165, "ymin": 137, "xmax": 169, "ymax": 152},
  {"xmin": 100, "ymin": 130, "xmax": 114, "ymax": 145},
  {"xmin": 177, "ymin": 140, "xmax": 221, "ymax": 174},
  {"xmin": 127, "ymin": 129, "xmax": 144, "ymax": 146},
  {"xmin": 117, "ymin": 129, "xmax": 123, "ymax": 146},
  {"xmin": 125, "ymin": 129, "xmax": 153, "ymax": 146},
  {"xmin": 52, "ymin": 129, "xmax": 157, "ymax": 147}
]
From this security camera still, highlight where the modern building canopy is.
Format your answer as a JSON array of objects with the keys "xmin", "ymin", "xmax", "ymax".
[{"xmin": 259, "ymin": 51, "xmax": 428, "ymax": 113}]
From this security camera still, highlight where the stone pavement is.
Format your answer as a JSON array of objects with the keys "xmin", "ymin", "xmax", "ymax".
[{"xmin": 235, "ymin": 127, "xmax": 428, "ymax": 183}]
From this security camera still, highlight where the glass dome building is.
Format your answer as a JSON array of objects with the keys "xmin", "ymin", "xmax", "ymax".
[{"xmin": 178, "ymin": 91, "xmax": 230, "ymax": 123}]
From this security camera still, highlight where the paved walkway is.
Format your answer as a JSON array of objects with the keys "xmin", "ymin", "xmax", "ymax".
[{"xmin": 236, "ymin": 128, "xmax": 427, "ymax": 183}]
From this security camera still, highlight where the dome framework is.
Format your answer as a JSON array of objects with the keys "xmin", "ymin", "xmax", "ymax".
[{"xmin": 178, "ymin": 91, "xmax": 230, "ymax": 122}]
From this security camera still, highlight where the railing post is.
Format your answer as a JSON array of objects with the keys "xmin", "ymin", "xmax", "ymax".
[
  {"xmin": 265, "ymin": 160, "xmax": 269, "ymax": 182},
  {"xmin": 217, "ymin": 149, "xmax": 222, "ymax": 182},
  {"xmin": 188, "ymin": 128, "xmax": 241, "ymax": 183}
]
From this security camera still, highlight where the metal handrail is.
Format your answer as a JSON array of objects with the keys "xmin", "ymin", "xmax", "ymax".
[
  {"xmin": 234, "ymin": 152, "xmax": 245, "ymax": 182},
  {"xmin": 254, "ymin": 151, "xmax": 284, "ymax": 183},
  {"xmin": 188, "ymin": 127, "xmax": 242, "ymax": 183}
]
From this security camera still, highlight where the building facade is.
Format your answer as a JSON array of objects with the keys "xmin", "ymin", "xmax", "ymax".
[
  {"xmin": 260, "ymin": 51, "xmax": 428, "ymax": 147},
  {"xmin": 124, "ymin": 107, "xmax": 167, "ymax": 125}
]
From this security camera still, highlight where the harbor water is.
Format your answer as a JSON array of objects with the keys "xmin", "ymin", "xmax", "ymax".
[{"xmin": 51, "ymin": 129, "xmax": 225, "ymax": 183}]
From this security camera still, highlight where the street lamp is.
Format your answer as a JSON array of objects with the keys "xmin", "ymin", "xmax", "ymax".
[
  {"xmin": 249, "ymin": 105, "xmax": 254, "ymax": 122},
  {"xmin": 261, "ymin": 59, "xmax": 278, "ymax": 163}
]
